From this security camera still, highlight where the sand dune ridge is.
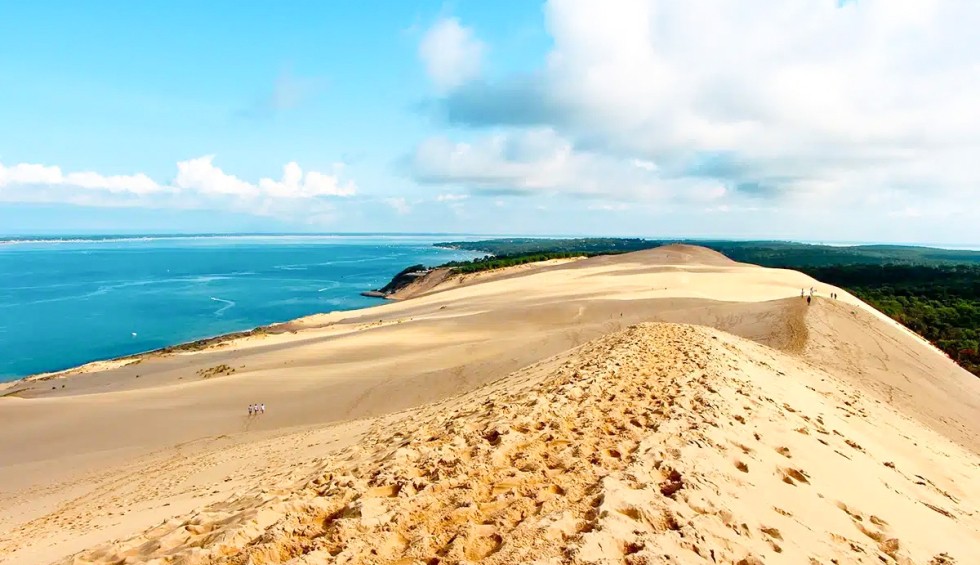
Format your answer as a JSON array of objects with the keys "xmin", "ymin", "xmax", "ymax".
[{"xmin": 58, "ymin": 323, "xmax": 980, "ymax": 564}]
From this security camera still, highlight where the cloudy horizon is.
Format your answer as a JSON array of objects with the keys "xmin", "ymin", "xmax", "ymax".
[{"xmin": 2, "ymin": 0, "xmax": 979, "ymax": 244}]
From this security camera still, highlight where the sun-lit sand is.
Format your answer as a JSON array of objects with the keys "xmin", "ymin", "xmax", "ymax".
[{"xmin": 1, "ymin": 245, "xmax": 978, "ymax": 564}]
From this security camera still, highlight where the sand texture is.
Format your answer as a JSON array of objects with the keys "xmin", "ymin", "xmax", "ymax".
[{"xmin": 1, "ymin": 245, "xmax": 978, "ymax": 564}]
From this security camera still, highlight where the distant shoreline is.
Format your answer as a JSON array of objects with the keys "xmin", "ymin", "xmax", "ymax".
[
  {"xmin": 0, "ymin": 233, "xmax": 508, "ymax": 246},
  {"xmin": 4, "ymin": 283, "xmax": 412, "ymax": 384},
  {"xmin": 2, "ymin": 233, "xmax": 979, "ymax": 251},
  {"xmin": 8, "ymin": 323, "xmax": 286, "ymax": 386}
]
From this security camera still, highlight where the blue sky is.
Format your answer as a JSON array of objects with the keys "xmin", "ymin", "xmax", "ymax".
[{"xmin": 2, "ymin": 1, "xmax": 980, "ymax": 243}]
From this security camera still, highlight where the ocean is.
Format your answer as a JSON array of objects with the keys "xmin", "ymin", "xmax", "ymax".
[{"xmin": 0, "ymin": 235, "xmax": 484, "ymax": 381}]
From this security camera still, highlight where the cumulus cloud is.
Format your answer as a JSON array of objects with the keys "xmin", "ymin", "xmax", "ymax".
[
  {"xmin": 419, "ymin": 18, "xmax": 485, "ymax": 90},
  {"xmin": 258, "ymin": 162, "xmax": 356, "ymax": 198},
  {"xmin": 173, "ymin": 157, "xmax": 356, "ymax": 200},
  {"xmin": 414, "ymin": 0, "xmax": 980, "ymax": 219},
  {"xmin": 174, "ymin": 156, "xmax": 258, "ymax": 197},
  {"xmin": 0, "ymin": 162, "xmax": 163, "ymax": 195},
  {"xmin": 412, "ymin": 127, "xmax": 730, "ymax": 203},
  {"xmin": 0, "ymin": 157, "xmax": 357, "ymax": 222}
]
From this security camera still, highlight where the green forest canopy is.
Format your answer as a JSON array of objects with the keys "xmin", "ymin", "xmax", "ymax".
[{"xmin": 436, "ymin": 238, "xmax": 980, "ymax": 267}]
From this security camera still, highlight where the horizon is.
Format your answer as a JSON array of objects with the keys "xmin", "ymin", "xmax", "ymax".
[
  {"xmin": 3, "ymin": 1, "xmax": 980, "ymax": 242},
  {"xmin": 3, "ymin": 231, "xmax": 980, "ymax": 252}
]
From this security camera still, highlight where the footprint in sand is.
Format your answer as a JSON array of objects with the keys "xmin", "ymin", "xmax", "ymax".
[
  {"xmin": 844, "ymin": 439, "xmax": 864, "ymax": 452},
  {"xmin": 779, "ymin": 467, "xmax": 810, "ymax": 486},
  {"xmin": 734, "ymin": 442, "xmax": 753, "ymax": 454},
  {"xmin": 760, "ymin": 526, "xmax": 783, "ymax": 553},
  {"xmin": 835, "ymin": 501, "xmax": 902, "ymax": 558}
]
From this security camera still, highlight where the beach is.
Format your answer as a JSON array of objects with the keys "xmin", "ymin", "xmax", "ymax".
[{"xmin": 2, "ymin": 245, "xmax": 979, "ymax": 564}]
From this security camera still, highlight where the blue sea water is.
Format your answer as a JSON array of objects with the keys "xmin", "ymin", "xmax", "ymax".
[{"xmin": 0, "ymin": 235, "xmax": 484, "ymax": 381}]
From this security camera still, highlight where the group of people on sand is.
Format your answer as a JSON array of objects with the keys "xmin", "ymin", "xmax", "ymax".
[
  {"xmin": 248, "ymin": 403, "xmax": 266, "ymax": 416},
  {"xmin": 801, "ymin": 287, "xmax": 839, "ymax": 305},
  {"xmin": 802, "ymin": 287, "xmax": 815, "ymax": 305}
]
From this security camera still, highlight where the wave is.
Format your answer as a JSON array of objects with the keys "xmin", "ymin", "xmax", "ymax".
[
  {"xmin": 191, "ymin": 275, "xmax": 233, "ymax": 284},
  {"xmin": 314, "ymin": 255, "xmax": 399, "ymax": 266},
  {"xmin": 1, "ymin": 236, "xmax": 168, "ymax": 245},
  {"xmin": 0, "ymin": 272, "xmax": 255, "ymax": 309},
  {"xmin": 0, "ymin": 284, "xmax": 122, "ymax": 308},
  {"xmin": 210, "ymin": 296, "xmax": 236, "ymax": 316}
]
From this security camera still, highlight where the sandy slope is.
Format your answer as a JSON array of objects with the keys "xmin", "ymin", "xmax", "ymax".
[
  {"xmin": 1, "ymin": 244, "xmax": 978, "ymax": 564},
  {"xmin": 48, "ymin": 325, "xmax": 980, "ymax": 564},
  {"xmin": 386, "ymin": 257, "xmax": 587, "ymax": 300}
]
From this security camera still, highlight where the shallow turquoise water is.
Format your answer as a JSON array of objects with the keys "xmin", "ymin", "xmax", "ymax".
[{"xmin": 0, "ymin": 235, "xmax": 483, "ymax": 380}]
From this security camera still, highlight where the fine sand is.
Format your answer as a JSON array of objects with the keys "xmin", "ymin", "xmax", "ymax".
[{"xmin": 1, "ymin": 244, "xmax": 978, "ymax": 564}]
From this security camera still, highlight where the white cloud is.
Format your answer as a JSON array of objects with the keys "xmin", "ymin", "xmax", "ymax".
[
  {"xmin": 175, "ymin": 156, "xmax": 257, "ymax": 197},
  {"xmin": 435, "ymin": 193, "xmax": 468, "ymax": 202},
  {"xmin": 588, "ymin": 203, "xmax": 630, "ymax": 211},
  {"xmin": 418, "ymin": 0, "xmax": 980, "ymax": 225},
  {"xmin": 419, "ymin": 18, "xmax": 485, "ymax": 90},
  {"xmin": 174, "ymin": 156, "xmax": 356, "ymax": 200},
  {"xmin": 0, "ymin": 157, "xmax": 357, "ymax": 222},
  {"xmin": 0, "ymin": 162, "xmax": 163, "ymax": 195},
  {"xmin": 412, "ymin": 127, "xmax": 730, "ymax": 203},
  {"xmin": 632, "ymin": 159, "xmax": 657, "ymax": 172},
  {"xmin": 384, "ymin": 197, "xmax": 412, "ymax": 214},
  {"xmin": 258, "ymin": 162, "xmax": 356, "ymax": 198}
]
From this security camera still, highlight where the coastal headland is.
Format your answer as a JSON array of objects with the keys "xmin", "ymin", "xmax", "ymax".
[{"xmin": 1, "ymin": 244, "xmax": 978, "ymax": 564}]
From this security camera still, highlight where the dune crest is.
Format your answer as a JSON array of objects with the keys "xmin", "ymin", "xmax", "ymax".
[{"xmin": 61, "ymin": 324, "xmax": 979, "ymax": 565}]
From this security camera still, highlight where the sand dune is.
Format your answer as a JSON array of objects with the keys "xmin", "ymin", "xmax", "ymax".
[
  {"xmin": 1, "ymin": 245, "xmax": 978, "ymax": 564},
  {"xmin": 46, "ymin": 325, "xmax": 980, "ymax": 564}
]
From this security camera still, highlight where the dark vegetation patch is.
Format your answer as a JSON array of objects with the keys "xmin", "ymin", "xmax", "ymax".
[
  {"xmin": 197, "ymin": 364, "xmax": 236, "ymax": 379},
  {"xmin": 440, "ymin": 252, "xmax": 597, "ymax": 273}
]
